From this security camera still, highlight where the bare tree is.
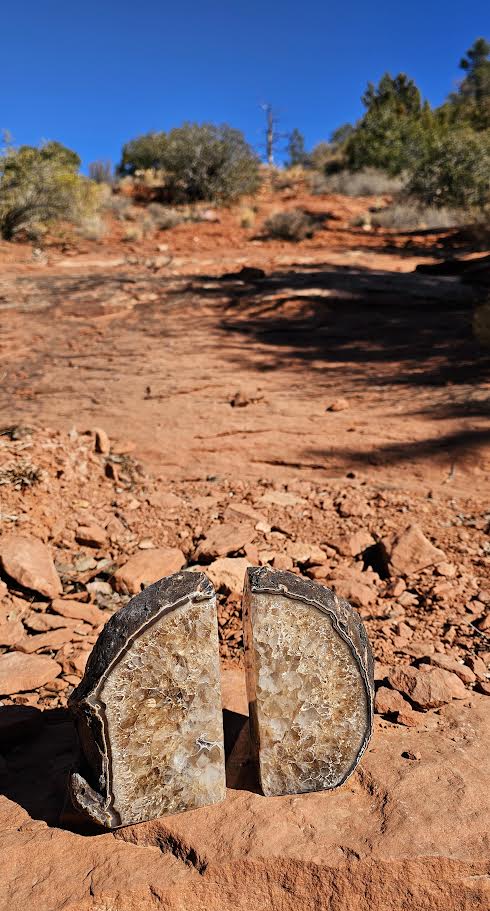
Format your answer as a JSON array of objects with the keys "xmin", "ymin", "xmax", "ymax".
[{"xmin": 260, "ymin": 103, "xmax": 281, "ymax": 165}]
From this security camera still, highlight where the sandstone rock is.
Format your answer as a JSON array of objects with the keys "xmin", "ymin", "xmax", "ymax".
[
  {"xmin": 0, "ymin": 536, "xmax": 62, "ymax": 599},
  {"xmin": 285, "ymin": 540, "xmax": 326, "ymax": 565},
  {"xmin": 0, "ymin": 673, "xmax": 489, "ymax": 910},
  {"xmin": 194, "ymin": 523, "xmax": 254, "ymax": 561},
  {"xmin": 206, "ymin": 557, "xmax": 250, "ymax": 594},
  {"xmin": 24, "ymin": 612, "xmax": 81, "ymax": 632},
  {"xmin": 403, "ymin": 640, "xmax": 435, "ymax": 659},
  {"xmin": 396, "ymin": 707, "xmax": 420, "ymax": 727},
  {"xmin": 51, "ymin": 599, "xmax": 106, "ymax": 626},
  {"xmin": 329, "ymin": 568, "xmax": 376, "ymax": 609},
  {"xmin": 114, "ymin": 547, "xmax": 186, "ymax": 595},
  {"xmin": 93, "ymin": 427, "xmax": 110, "ymax": 454},
  {"xmin": 17, "ymin": 627, "xmax": 76, "ymax": 654},
  {"xmin": 375, "ymin": 686, "xmax": 410, "ymax": 715},
  {"xmin": 327, "ymin": 397, "xmax": 349, "ymax": 412},
  {"xmin": 477, "ymin": 681, "xmax": 490, "ymax": 695},
  {"xmin": 427, "ymin": 654, "xmax": 476, "ymax": 684},
  {"xmin": 335, "ymin": 530, "xmax": 375, "ymax": 557},
  {"xmin": 466, "ymin": 655, "xmax": 488, "ymax": 681},
  {"xmin": 0, "ymin": 651, "xmax": 61, "ymax": 694},
  {"xmin": 0, "ymin": 618, "xmax": 25, "ymax": 647},
  {"xmin": 272, "ymin": 553, "xmax": 294, "ymax": 571},
  {"xmin": 75, "ymin": 524, "xmax": 108, "ymax": 548},
  {"xmin": 382, "ymin": 524, "xmax": 446, "ymax": 576},
  {"xmin": 389, "ymin": 665, "xmax": 467, "ymax": 709}
]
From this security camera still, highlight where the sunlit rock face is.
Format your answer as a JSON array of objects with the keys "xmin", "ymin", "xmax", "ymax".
[
  {"xmin": 69, "ymin": 572, "xmax": 225, "ymax": 828},
  {"xmin": 243, "ymin": 567, "xmax": 374, "ymax": 797}
]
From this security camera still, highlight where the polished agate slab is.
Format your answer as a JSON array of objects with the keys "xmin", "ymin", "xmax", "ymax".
[
  {"xmin": 243, "ymin": 567, "xmax": 374, "ymax": 796},
  {"xmin": 68, "ymin": 572, "xmax": 225, "ymax": 827}
]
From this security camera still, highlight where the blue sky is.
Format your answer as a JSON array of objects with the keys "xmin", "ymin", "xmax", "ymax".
[{"xmin": 2, "ymin": 1, "xmax": 488, "ymax": 170}]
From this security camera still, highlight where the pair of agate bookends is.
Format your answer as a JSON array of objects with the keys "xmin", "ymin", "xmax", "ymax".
[{"xmin": 69, "ymin": 567, "xmax": 374, "ymax": 828}]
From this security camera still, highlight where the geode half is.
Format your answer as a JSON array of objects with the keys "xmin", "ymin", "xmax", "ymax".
[
  {"xmin": 68, "ymin": 571, "xmax": 225, "ymax": 827},
  {"xmin": 243, "ymin": 567, "xmax": 374, "ymax": 797}
]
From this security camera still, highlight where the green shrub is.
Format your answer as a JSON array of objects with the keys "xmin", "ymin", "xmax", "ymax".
[
  {"xmin": 161, "ymin": 123, "xmax": 261, "ymax": 203},
  {"xmin": 118, "ymin": 132, "xmax": 167, "ymax": 175},
  {"xmin": 406, "ymin": 128, "xmax": 490, "ymax": 210},
  {"xmin": 119, "ymin": 123, "xmax": 261, "ymax": 204},
  {"xmin": 264, "ymin": 209, "xmax": 317, "ymax": 241},
  {"xmin": 0, "ymin": 139, "xmax": 100, "ymax": 241}
]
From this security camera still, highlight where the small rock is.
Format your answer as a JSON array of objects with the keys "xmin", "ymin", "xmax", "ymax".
[
  {"xmin": 0, "ymin": 580, "xmax": 7, "ymax": 602},
  {"xmin": 113, "ymin": 547, "xmax": 186, "ymax": 595},
  {"xmin": 272, "ymin": 553, "xmax": 294, "ymax": 571},
  {"xmin": 403, "ymin": 641, "xmax": 435, "ymax": 659},
  {"xmin": 94, "ymin": 427, "xmax": 110, "ymax": 455},
  {"xmin": 389, "ymin": 665, "xmax": 467, "ymax": 710},
  {"xmin": 206, "ymin": 557, "xmax": 251, "ymax": 595},
  {"xmin": 382, "ymin": 524, "xmax": 446, "ymax": 576},
  {"xmin": 194, "ymin": 523, "xmax": 254, "ymax": 561},
  {"xmin": 138, "ymin": 538, "xmax": 155, "ymax": 550},
  {"xmin": 435, "ymin": 562, "xmax": 457, "ymax": 578},
  {"xmin": 427, "ymin": 654, "xmax": 476, "ymax": 685},
  {"xmin": 476, "ymin": 681, "xmax": 490, "ymax": 696},
  {"xmin": 335, "ymin": 531, "xmax": 375, "ymax": 558},
  {"xmin": 0, "ymin": 619, "xmax": 25, "ymax": 647},
  {"xmin": 51, "ymin": 599, "xmax": 106, "ymax": 626},
  {"xmin": 375, "ymin": 686, "xmax": 410, "ymax": 715},
  {"xmin": 466, "ymin": 655, "xmax": 488, "ymax": 681},
  {"xmin": 0, "ymin": 536, "xmax": 62, "ymax": 599},
  {"xmin": 327, "ymin": 398, "xmax": 349, "ymax": 412},
  {"xmin": 403, "ymin": 750, "xmax": 422, "ymax": 761},
  {"xmin": 477, "ymin": 613, "xmax": 490, "ymax": 631},
  {"xmin": 75, "ymin": 524, "xmax": 108, "ymax": 548},
  {"xmin": 0, "ymin": 652, "xmax": 61, "ymax": 695},
  {"xmin": 17, "ymin": 628, "xmax": 75, "ymax": 654},
  {"xmin": 396, "ymin": 708, "xmax": 419, "ymax": 727}
]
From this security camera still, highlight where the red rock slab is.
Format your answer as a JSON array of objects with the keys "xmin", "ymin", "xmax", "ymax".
[
  {"xmin": 50, "ymin": 599, "xmax": 106, "ymax": 626},
  {"xmin": 0, "ymin": 652, "xmax": 61, "ymax": 695},
  {"xmin": 113, "ymin": 547, "xmax": 186, "ymax": 594},
  {"xmin": 0, "ymin": 536, "xmax": 62, "ymax": 599},
  {"xmin": 389, "ymin": 665, "xmax": 467, "ymax": 709}
]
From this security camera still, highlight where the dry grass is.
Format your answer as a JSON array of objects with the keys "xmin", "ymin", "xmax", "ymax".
[
  {"xmin": 369, "ymin": 203, "xmax": 466, "ymax": 230},
  {"xmin": 0, "ymin": 461, "xmax": 41, "ymax": 489},
  {"xmin": 263, "ymin": 209, "xmax": 317, "ymax": 241},
  {"xmin": 311, "ymin": 168, "xmax": 405, "ymax": 197}
]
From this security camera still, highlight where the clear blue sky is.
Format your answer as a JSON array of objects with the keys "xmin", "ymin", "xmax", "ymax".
[{"xmin": 2, "ymin": 0, "xmax": 488, "ymax": 170}]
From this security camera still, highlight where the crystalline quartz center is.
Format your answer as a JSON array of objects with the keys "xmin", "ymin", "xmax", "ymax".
[
  {"xmin": 243, "ymin": 567, "xmax": 374, "ymax": 796},
  {"xmin": 69, "ymin": 572, "xmax": 225, "ymax": 827}
]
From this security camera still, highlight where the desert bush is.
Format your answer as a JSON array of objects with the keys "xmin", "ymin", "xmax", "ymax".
[
  {"xmin": 118, "ymin": 132, "xmax": 167, "ymax": 175},
  {"xmin": 406, "ymin": 128, "xmax": 490, "ymax": 210},
  {"xmin": 122, "ymin": 224, "xmax": 144, "ymax": 243},
  {"xmin": 313, "ymin": 168, "xmax": 405, "ymax": 197},
  {"xmin": 89, "ymin": 160, "xmax": 113, "ymax": 184},
  {"xmin": 368, "ymin": 203, "xmax": 465, "ymax": 230},
  {"xmin": 119, "ymin": 123, "xmax": 261, "ymax": 204},
  {"xmin": 264, "ymin": 209, "xmax": 317, "ymax": 241},
  {"xmin": 0, "ymin": 139, "xmax": 100, "ymax": 240},
  {"xmin": 161, "ymin": 123, "xmax": 261, "ymax": 203},
  {"xmin": 77, "ymin": 214, "xmax": 108, "ymax": 241},
  {"xmin": 144, "ymin": 203, "xmax": 184, "ymax": 230}
]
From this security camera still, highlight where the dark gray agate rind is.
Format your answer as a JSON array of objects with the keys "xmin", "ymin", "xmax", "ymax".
[
  {"xmin": 68, "ymin": 571, "xmax": 214, "ymax": 828},
  {"xmin": 243, "ymin": 566, "xmax": 374, "ymax": 792}
]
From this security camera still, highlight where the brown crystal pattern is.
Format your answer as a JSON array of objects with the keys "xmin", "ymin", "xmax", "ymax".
[
  {"xmin": 244, "ymin": 569, "xmax": 373, "ymax": 796},
  {"xmin": 69, "ymin": 572, "xmax": 225, "ymax": 827}
]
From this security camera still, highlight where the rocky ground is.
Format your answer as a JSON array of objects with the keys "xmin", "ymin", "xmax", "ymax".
[{"xmin": 0, "ymin": 185, "xmax": 489, "ymax": 909}]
